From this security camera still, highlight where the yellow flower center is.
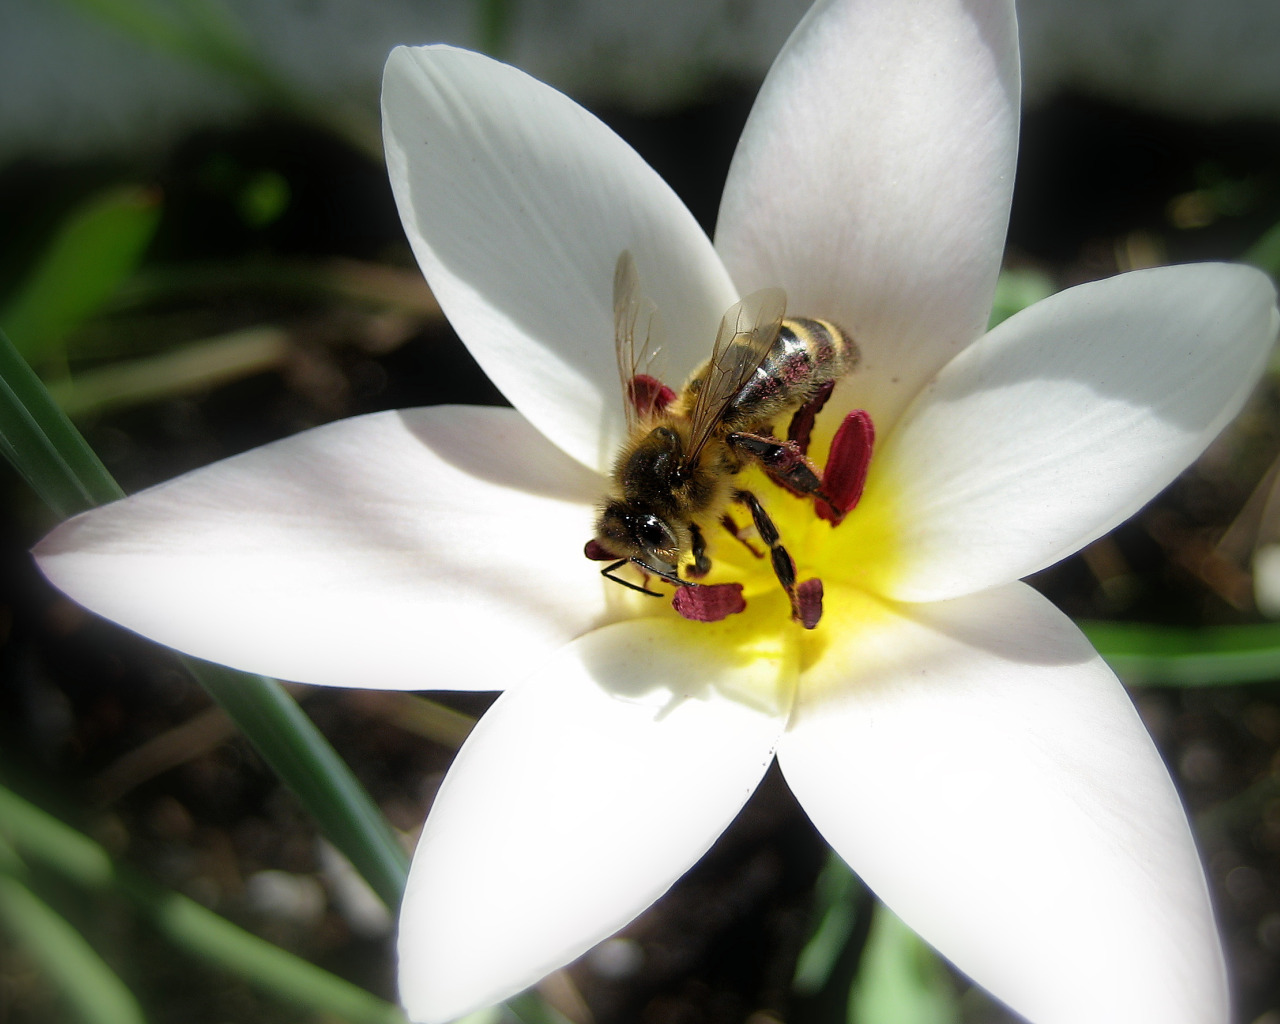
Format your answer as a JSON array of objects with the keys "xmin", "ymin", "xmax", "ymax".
[{"xmin": 598, "ymin": 426, "xmax": 909, "ymax": 708}]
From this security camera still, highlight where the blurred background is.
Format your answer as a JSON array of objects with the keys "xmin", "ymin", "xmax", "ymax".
[{"xmin": 2, "ymin": 1, "xmax": 1280, "ymax": 1022}]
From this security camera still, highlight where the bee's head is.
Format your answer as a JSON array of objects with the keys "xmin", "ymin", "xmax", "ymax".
[{"xmin": 590, "ymin": 500, "xmax": 682, "ymax": 581}]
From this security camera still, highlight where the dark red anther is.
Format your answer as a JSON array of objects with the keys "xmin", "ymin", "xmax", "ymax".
[
  {"xmin": 795, "ymin": 578, "xmax": 824, "ymax": 630},
  {"xmin": 672, "ymin": 583, "xmax": 746, "ymax": 622},
  {"xmin": 584, "ymin": 539, "xmax": 616, "ymax": 561},
  {"xmin": 628, "ymin": 374, "xmax": 676, "ymax": 419},
  {"xmin": 817, "ymin": 410, "xmax": 875, "ymax": 525}
]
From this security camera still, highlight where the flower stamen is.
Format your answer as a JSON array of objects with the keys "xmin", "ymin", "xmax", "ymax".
[
  {"xmin": 627, "ymin": 374, "xmax": 676, "ymax": 420},
  {"xmin": 795, "ymin": 578, "xmax": 823, "ymax": 629},
  {"xmin": 672, "ymin": 582, "xmax": 746, "ymax": 622},
  {"xmin": 817, "ymin": 410, "xmax": 875, "ymax": 524}
]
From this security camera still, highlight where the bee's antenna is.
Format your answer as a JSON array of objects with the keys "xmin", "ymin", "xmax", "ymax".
[
  {"xmin": 601, "ymin": 559, "xmax": 663, "ymax": 597},
  {"xmin": 635, "ymin": 558, "xmax": 696, "ymax": 589},
  {"xmin": 600, "ymin": 558, "xmax": 698, "ymax": 597}
]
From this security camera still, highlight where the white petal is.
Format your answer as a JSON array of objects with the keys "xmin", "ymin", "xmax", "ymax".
[
  {"xmin": 1254, "ymin": 543, "xmax": 1280, "ymax": 618},
  {"xmin": 398, "ymin": 618, "xmax": 791, "ymax": 1022},
  {"xmin": 715, "ymin": 0, "xmax": 1020, "ymax": 434},
  {"xmin": 869, "ymin": 263, "xmax": 1279, "ymax": 601},
  {"xmin": 780, "ymin": 583, "xmax": 1226, "ymax": 1024},
  {"xmin": 383, "ymin": 46, "xmax": 736, "ymax": 473},
  {"xmin": 35, "ymin": 407, "xmax": 609, "ymax": 691}
]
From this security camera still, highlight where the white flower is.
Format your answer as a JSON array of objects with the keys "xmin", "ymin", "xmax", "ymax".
[{"xmin": 33, "ymin": 1, "xmax": 1279, "ymax": 1022}]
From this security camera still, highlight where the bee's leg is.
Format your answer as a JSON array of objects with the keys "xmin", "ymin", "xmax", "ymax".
[
  {"xmin": 786, "ymin": 380, "xmax": 835, "ymax": 456},
  {"xmin": 734, "ymin": 489, "xmax": 823, "ymax": 629},
  {"xmin": 728, "ymin": 431, "xmax": 828, "ymax": 502},
  {"xmin": 687, "ymin": 523, "xmax": 712, "ymax": 578},
  {"xmin": 719, "ymin": 512, "xmax": 764, "ymax": 558}
]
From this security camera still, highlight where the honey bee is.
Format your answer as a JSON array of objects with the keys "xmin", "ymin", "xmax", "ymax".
[{"xmin": 586, "ymin": 251, "xmax": 859, "ymax": 628}]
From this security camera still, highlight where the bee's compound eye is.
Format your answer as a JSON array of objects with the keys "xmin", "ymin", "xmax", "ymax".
[
  {"xmin": 633, "ymin": 513, "xmax": 677, "ymax": 557},
  {"xmin": 635, "ymin": 514, "xmax": 674, "ymax": 549}
]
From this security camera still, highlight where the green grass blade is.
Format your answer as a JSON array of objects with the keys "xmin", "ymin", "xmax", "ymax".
[
  {"xmin": 793, "ymin": 853, "xmax": 863, "ymax": 997},
  {"xmin": 0, "ymin": 328, "xmax": 407, "ymax": 905},
  {"xmin": 1243, "ymin": 219, "xmax": 1280, "ymax": 278},
  {"xmin": 790, "ymin": 853, "xmax": 874, "ymax": 1024},
  {"xmin": 0, "ymin": 785, "xmax": 406, "ymax": 1024},
  {"xmin": 144, "ymin": 885, "xmax": 407, "ymax": 1023},
  {"xmin": 0, "ymin": 327, "xmax": 123, "ymax": 517},
  {"xmin": 191, "ymin": 660, "xmax": 409, "ymax": 906},
  {"xmin": 1, "ymin": 186, "xmax": 162, "ymax": 365},
  {"xmin": 0, "ymin": 855, "xmax": 148, "ymax": 1024},
  {"xmin": 475, "ymin": 0, "xmax": 515, "ymax": 57},
  {"xmin": 793, "ymin": 857, "xmax": 959, "ymax": 1024},
  {"xmin": 58, "ymin": 0, "xmax": 196, "ymax": 57},
  {"xmin": 1080, "ymin": 619, "xmax": 1280, "ymax": 685}
]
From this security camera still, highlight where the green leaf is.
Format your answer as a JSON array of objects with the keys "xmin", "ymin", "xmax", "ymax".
[
  {"xmin": 1243, "ymin": 218, "xmax": 1280, "ymax": 278},
  {"xmin": 987, "ymin": 266, "xmax": 1055, "ymax": 328},
  {"xmin": 793, "ymin": 853, "xmax": 863, "ymax": 997},
  {"xmin": 1080, "ymin": 619, "xmax": 1280, "ymax": 686},
  {"xmin": 0, "ymin": 866, "xmax": 148, "ymax": 1024},
  {"xmin": 0, "ymin": 785, "xmax": 406, "ymax": 1024},
  {"xmin": 0, "ymin": 326, "xmax": 124, "ymax": 517},
  {"xmin": 507, "ymin": 992, "xmax": 577, "ymax": 1024},
  {"xmin": 848, "ymin": 904, "xmax": 959, "ymax": 1024},
  {"xmin": 1, "ymin": 186, "xmax": 162, "ymax": 364}
]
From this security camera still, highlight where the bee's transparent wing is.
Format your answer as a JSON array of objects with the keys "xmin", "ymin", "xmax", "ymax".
[
  {"xmin": 685, "ymin": 286, "xmax": 786, "ymax": 465},
  {"xmin": 614, "ymin": 251, "xmax": 666, "ymax": 431}
]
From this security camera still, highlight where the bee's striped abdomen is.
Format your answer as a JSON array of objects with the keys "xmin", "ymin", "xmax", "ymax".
[{"xmin": 729, "ymin": 317, "xmax": 859, "ymax": 427}]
